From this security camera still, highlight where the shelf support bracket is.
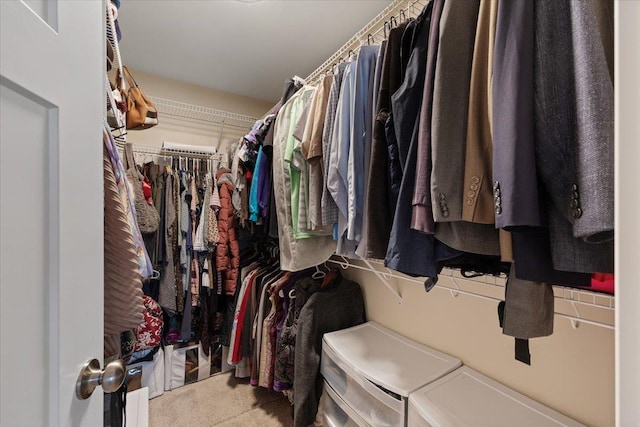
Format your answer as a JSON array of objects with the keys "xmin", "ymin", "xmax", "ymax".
[{"xmin": 361, "ymin": 259, "xmax": 402, "ymax": 304}]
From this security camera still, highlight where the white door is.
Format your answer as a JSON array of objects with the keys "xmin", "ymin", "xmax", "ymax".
[{"xmin": 1, "ymin": 1, "xmax": 105, "ymax": 426}]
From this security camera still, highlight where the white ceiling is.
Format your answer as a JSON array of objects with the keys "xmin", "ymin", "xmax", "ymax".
[{"xmin": 117, "ymin": 0, "xmax": 391, "ymax": 103}]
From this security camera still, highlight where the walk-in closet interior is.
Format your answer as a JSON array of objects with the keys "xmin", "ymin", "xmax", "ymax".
[{"xmin": 1, "ymin": 1, "xmax": 638, "ymax": 427}]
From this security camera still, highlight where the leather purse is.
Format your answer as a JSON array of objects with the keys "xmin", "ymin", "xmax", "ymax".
[{"xmin": 117, "ymin": 66, "xmax": 159, "ymax": 130}]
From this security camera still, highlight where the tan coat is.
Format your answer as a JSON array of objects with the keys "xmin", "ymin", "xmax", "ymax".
[{"xmin": 462, "ymin": 0, "xmax": 499, "ymax": 224}]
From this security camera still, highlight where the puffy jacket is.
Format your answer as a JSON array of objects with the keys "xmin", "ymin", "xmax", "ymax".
[{"xmin": 216, "ymin": 169, "xmax": 240, "ymax": 295}]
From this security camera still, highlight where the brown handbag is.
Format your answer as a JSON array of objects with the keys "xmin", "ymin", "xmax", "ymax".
[{"xmin": 117, "ymin": 66, "xmax": 159, "ymax": 130}]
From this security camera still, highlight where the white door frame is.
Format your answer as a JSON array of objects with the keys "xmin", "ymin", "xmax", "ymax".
[{"xmin": 615, "ymin": 1, "xmax": 640, "ymax": 425}]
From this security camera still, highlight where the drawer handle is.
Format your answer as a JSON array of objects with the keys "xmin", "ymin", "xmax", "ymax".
[{"xmin": 366, "ymin": 379, "xmax": 402, "ymax": 401}]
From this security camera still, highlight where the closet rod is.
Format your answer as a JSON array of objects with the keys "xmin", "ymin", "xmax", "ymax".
[
  {"xmin": 304, "ymin": 0, "xmax": 427, "ymax": 83},
  {"xmin": 118, "ymin": 142, "xmax": 230, "ymax": 165},
  {"xmin": 327, "ymin": 257, "xmax": 615, "ymax": 330}
]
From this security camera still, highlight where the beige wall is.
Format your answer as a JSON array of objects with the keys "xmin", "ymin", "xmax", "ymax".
[
  {"xmin": 116, "ymin": 69, "xmax": 273, "ymax": 152},
  {"xmin": 342, "ymin": 267, "xmax": 614, "ymax": 427}
]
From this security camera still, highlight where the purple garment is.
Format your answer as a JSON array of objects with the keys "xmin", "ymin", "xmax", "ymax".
[{"xmin": 244, "ymin": 120, "xmax": 263, "ymax": 144}]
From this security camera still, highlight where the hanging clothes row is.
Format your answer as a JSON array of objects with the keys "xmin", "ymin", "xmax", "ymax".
[
  {"xmin": 236, "ymin": 0, "xmax": 614, "ymax": 365},
  {"xmin": 225, "ymin": 113, "xmax": 278, "ymax": 235},
  {"xmin": 115, "ymin": 142, "xmax": 248, "ymax": 377},
  {"xmin": 248, "ymin": 0, "xmax": 614, "ymax": 283},
  {"xmin": 226, "ymin": 247, "xmax": 366, "ymax": 427},
  {"xmin": 250, "ymin": 0, "xmax": 615, "ymax": 281}
]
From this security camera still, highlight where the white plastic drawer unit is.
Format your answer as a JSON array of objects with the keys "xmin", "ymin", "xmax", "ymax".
[
  {"xmin": 323, "ymin": 380, "xmax": 370, "ymax": 427},
  {"xmin": 321, "ymin": 322, "xmax": 462, "ymax": 427},
  {"xmin": 407, "ymin": 367, "xmax": 586, "ymax": 427}
]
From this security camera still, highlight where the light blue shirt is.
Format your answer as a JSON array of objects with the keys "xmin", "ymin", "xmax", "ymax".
[
  {"xmin": 327, "ymin": 58, "xmax": 357, "ymax": 239},
  {"xmin": 348, "ymin": 45, "xmax": 380, "ymax": 242}
]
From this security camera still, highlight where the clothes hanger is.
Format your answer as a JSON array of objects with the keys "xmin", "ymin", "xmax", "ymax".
[
  {"xmin": 292, "ymin": 75, "xmax": 307, "ymax": 86},
  {"xmin": 312, "ymin": 264, "xmax": 326, "ymax": 280}
]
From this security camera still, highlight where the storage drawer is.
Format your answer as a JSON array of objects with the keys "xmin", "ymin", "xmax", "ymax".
[
  {"xmin": 407, "ymin": 367, "xmax": 585, "ymax": 427},
  {"xmin": 407, "ymin": 400, "xmax": 431, "ymax": 427},
  {"xmin": 321, "ymin": 344, "xmax": 405, "ymax": 427},
  {"xmin": 322, "ymin": 381, "xmax": 370, "ymax": 427}
]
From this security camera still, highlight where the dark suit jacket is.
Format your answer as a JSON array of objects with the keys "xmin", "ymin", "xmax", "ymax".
[
  {"xmin": 533, "ymin": 0, "xmax": 614, "ymax": 274},
  {"xmin": 492, "ymin": 0, "xmax": 591, "ymax": 285},
  {"xmin": 364, "ymin": 23, "xmax": 408, "ymax": 259},
  {"xmin": 492, "ymin": 0, "xmax": 541, "ymax": 230},
  {"xmin": 386, "ymin": 2, "xmax": 463, "ymax": 278},
  {"xmin": 411, "ymin": 0, "xmax": 445, "ymax": 234}
]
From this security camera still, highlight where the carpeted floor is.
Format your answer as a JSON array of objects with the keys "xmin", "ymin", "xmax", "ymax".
[{"xmin": 149, "ymin": 372, "xmax": 294, "ymax": 426}]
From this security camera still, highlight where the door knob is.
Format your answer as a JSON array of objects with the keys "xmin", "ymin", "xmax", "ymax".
[{"xmin": 75, "ymin": 358, "xmax": 125, "ymax": 400}]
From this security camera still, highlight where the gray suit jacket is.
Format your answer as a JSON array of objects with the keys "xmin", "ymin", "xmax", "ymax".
[
  {"xmin": 534, "ymin": 0, "xmax": 614, "ymax": 273},
  {"xmin": 429, "ymin": 0, "xmax": 479, "ymax": 224}
]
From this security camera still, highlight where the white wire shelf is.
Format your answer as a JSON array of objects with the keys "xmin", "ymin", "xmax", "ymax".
[
  {"xmin": 148, "ymin": 96, "xmax": 259, "ymax": 127},
  {"xmin": 304, "ymin": 0, "xmax": 428, "ymax": 83},
  {"xmin": 328, "ymin": 255, "xmax": 615, "ymax": 330},
  {"xmin": 131, "ymin": 143, "xmax": 225, "ymax": 158}
]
